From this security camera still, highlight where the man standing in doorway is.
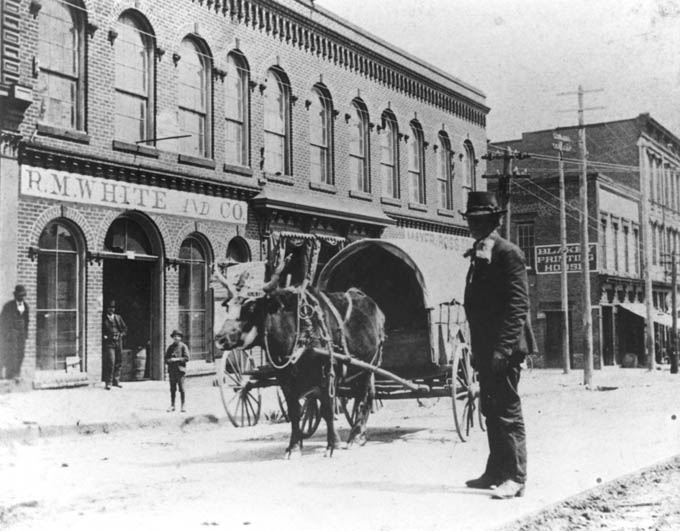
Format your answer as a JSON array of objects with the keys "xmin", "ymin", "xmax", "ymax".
[
  {"xmin": 102, "ymin": 300, "xmax": 127, "ymax": 390},
  {"xmin": 0, "ymin": 285, "xmax": 30, "ymax": 381},
  {"xmin": 462, "ymin": 192, "xmax": 534, "ymax": 500}
]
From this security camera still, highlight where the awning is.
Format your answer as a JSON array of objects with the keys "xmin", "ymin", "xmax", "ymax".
[
  {"xmin": 617, "ymin": 302, "xmax": 674, "ymax": 327},
  {"xmin": 251, "ymin": 186, "xmax": 394, "ymax": 227}
]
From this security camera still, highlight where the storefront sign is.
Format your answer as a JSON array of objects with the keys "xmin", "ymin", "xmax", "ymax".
[
  {"xmin": 20, "ymin": 165, "xmax": 248, "ymax": 224},
  {"xmin": 403, "ymin": 227, "xmax": 471, "ymax": 254},
  {"xmin": 535, "ymin": 243, "xmax": 597, "ymax": 274}
]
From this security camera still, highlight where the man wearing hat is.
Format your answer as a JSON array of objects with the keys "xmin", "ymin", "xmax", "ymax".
[
  {"xmin": 0, "ymin": 285, "xmax": 30, "ymax": 380},
  {"xmin": 102, "ymin": 300, "xmax": 127, "ymax": 390},
  {"xmin": 461, "ymin": 191, "xmax": 535, "ymax": 500},
  {"xmin": 165, "ymin": 329, "xmax": 190, "ymax": 412}
]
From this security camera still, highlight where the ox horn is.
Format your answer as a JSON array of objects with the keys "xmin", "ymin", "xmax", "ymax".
[
  {"xmin": 212, "ymin": 264, "xmax": 235, "ymax": 302},
  {"xmin": 262, "ymin": 254, "xmax": 290, "ymax": 293}
]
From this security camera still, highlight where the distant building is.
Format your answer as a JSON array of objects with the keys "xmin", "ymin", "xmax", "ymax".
[
  {"xmin": 0, "ymin": 0, "xmax": 486, "ymax": 389},
  {"xmin": 488, "ymin": 114, "xmax": 680, "ymax": 368}
]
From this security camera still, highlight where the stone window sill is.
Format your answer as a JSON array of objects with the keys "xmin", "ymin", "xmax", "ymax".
[
  {"xmin": 223, "ymin": 163, "xmax": 253, "ymax": 177},
  {"xmin": 265, "ymin": 172, "xmax": 294, "ymax": 185},
  {"xmin": 37, "ymin": 123, "xmax": 90, "ymax": 144},
  {"xmin": 381, "ymin": 196, "xmax": 401, "ymax": 207},
  {"xmin": 178, "ymin": 153, "xmax": 216, "ymax": 169},
  {"xmin": 437, "ymin": 208, "xmax": 456, "ymax": 218},
  {"xmin": 349, "ymin": 190, "xmax": 373, "ymax": 201},
  {"xmin": 408, "ymin": 202, "xmax": 428, "ymax": 212},
  {"xmin": 112, "ymin": 140, "xmax": 159, "ymax": 158},
  {"xmin": 309, "ymin": 181, "xmax": 337, "ymax": 194}
]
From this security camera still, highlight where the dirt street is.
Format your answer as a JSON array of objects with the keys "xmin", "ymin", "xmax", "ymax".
[{"xmin": 2, "ymin": 368, "xmax": 680, "ymax": 531}]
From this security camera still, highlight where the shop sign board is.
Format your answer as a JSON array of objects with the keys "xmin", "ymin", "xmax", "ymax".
[
  {"xmin": 535, "ymin": 243, "xmax": 597, "ymax": 274},
  {"xmin": 20, "ymin": 165, "xmax": 248, "ymax": 224}
]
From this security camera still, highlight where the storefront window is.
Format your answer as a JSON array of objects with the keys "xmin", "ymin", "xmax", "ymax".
[
  {"xmin": 36, "ymin": 221, "xmax": 82, "ymax": 370},
  {"xmin": 179, "ymin": 237, "xmax": 209, "ymax": 361}
]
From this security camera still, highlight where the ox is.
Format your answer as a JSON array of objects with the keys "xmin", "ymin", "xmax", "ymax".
[{"xmin": 214, "ymin": 260, "xmax": 385, "ymax": 457}]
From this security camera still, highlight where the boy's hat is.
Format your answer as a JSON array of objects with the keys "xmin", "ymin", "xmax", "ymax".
[{"xmin": 170, "ymin": 329, "xmax": 183, "ymax": 338}]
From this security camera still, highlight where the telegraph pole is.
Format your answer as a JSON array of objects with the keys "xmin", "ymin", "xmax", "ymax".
[
  {"xmin": 553, "ymin": 132, "xmax": 572, "ymax": 374},
  {"xmin": 558, "ymin": 85, "xmax": 602, "ymax": 387},
  {"xmin": 638, "ymin": 139, "xmax": 656, "ymax": 372},
  {"xmin": 481, "ymin": 147, "xmax": 531, "ymax": 241},
  {"xmin": 672, "ymin": 243, "xmax": 678, "ymax": 374}
]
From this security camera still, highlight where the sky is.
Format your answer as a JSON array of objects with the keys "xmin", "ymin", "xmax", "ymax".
[{"xmin": 316, "ymin": 0, "xmax": 680, "ymax": 143}]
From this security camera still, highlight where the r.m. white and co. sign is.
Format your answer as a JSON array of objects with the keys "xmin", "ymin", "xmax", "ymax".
[
  {"xmin": 535, "ymin": 243, "xmax": 597, "ymax": 274},
  {"xmin": 20, "ymin": 165, "xmax": 248, "ymax": 224}
]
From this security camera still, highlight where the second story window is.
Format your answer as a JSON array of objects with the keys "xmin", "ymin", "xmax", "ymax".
[
  {"xmin": 224, "ymin": 52, "xmax": 249, "ymax": 167},
  {"xmin": 114, "ymin": 13, "xmax": 154, "ymax": 144},
  {"xmin": 309, "ymin": 86, "xmax": 332, "ymax": 184},
  {"xmin": 437, "ymin": 131, "xmax": 454, "ymax": 210},
  {"xmin": 380, "ymin": 111, "xmax": 399, "ymax": 199},
  {"xmin": 264, "ymin": 68, "xmax": 291, "ymax": 175},
  {"xmin": 178, "ymin": 38, "xmax": 212, "ymax": 158},
  {"xmin": 37, "ymin": 0, "xmax": 85, "ymax": 131},
  {"xmin": 464, "ymin": 140, "xmax": 476, "ymax": 191},
  {"xmin": 349, "ymin": 99, "xmax": 370, "ymax": 193},
  {"xmin": 517, "ymin": 222, "xmax": 535, "ymax": 269},
  {"xmin": 408, "ymin": 121, "xmax": 425, "ymax": 205}
]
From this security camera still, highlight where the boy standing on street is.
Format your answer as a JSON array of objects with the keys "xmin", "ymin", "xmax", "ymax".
[{"xmin": 165, "ymin": 330, "xmax": 189, "ymax": 412}]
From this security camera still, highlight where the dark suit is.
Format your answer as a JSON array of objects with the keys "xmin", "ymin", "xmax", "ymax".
[
  {"xmin": 102, "ymin": 313, "xmax": 127, "ymax": 385},
  {"xmin": 0, "ymin": 299, "xmax": 29, "ymax": 380},
  {"xmin": 165, "ymin": 341, "xmax": 190, "ymax": 407},
  {"xmin": 464, "ymin": 232, "xmax": 533, "ymax": 485}
]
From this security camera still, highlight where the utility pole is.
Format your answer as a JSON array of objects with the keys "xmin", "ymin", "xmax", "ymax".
[
  {"xmin": 638, "ymin": 139, "xmax": 656, "ymax": 372},
  {"xmin": 672, "ymin": 243, "xmax": 678, "ymax": 374},
  {"xmin": 558, "ymin": 85, "xmax": 603, "ymax": 388},
  {"xmin": 553, "ymin": 132, "xmax": 572, "ymax": 374},
  {"xmin": 481, "ymin": 147, "xmax": 531, "ymax": 241}
]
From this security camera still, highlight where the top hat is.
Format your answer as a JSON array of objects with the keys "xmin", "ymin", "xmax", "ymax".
[
  {"xmin": 460, "ymin": 191, "xmax": 507, "ymax": 217},
  {"xmin": 170, "ymin": 329, "xmax": 183, "ymax": 338},
  {"xmin": 14, "ymin": 284, "xmax": 26, "ymax": 296}
]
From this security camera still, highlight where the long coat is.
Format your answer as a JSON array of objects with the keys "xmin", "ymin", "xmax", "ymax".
[
  {"xmin": 102, "ymin": 314, "xmax": 127, "ymax": 349},
  {"xmin": 463, "ymin": 233, "xmax": 536, "ymax": 374},
  {"xmin": 0, "ymin": 299, "xmax": 29, "ymax": 379}
]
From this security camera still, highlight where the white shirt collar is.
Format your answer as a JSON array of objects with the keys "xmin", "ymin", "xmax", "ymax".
[{"xmin": 474, "ymin": 231, "xmax": 498, "ymax": 263}]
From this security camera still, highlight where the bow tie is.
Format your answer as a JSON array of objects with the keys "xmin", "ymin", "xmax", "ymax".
[{"xmin": 464, "ymin": 238, "xmax": 494, "ymax": 264}]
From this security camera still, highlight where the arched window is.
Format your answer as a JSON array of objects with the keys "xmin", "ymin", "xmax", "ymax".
[
  {"xmin": 178, "ymin": 38, "xmax": 212, "ymax": 158},
  {"xmin": 349, "ymin": 99, "xmax": 370, "ymax": 192},
  {"xmin": 263, "ymin": 67, "xmax": 291, "ymax": 175},
  {"xmin": 437, "ymin": 131, "xmax": 454, "ymax": 210},
  {"xmin": 104, "ymin": 217, "xmax": 153, "ymax": 255},
  {"xmin": 36, "ymin": 0, "xmax": 85, "ymax": 130},
  {"xmin": 36, "ymin": 220, "xmax": 83, "ymax": 370},
  {"xmin": 114, "ymin": 12, "xmax": 154, "ymax": 143},
  {"xmin": 225, "ymin": 52, "xmax": 249, "ymax": 166},
  {"xmin": 179, "ymin": 236, "xmax": 210, "ymax": 361},
  {"xmin": 464, "ymin": 140, "xmax": 476, "ymax": 191},
  {"xmin": 408, "ymin": 121, "xmax": 425, "ymax": 204},
  {"xmin": 226, "ymin": 237, "xmax": 251, "ymax": 263},
  {"xmin": 380, "ymin": 111, "xmax": 399, "ymax": 199},
  {"xmin": 309, "ymin": 85, "xmax": 332, "ymax": 184}
]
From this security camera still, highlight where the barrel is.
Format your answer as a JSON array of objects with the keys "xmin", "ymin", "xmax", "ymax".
[{"xmin": 134, "ymin": 348, "xmax": 147, "ymax": 380}]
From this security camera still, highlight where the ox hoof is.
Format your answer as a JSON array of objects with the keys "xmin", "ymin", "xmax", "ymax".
[
  {"xmin": 285, "ymin": 448, "xmax": 302, "ymax": 460},
  {"xmin": 324, "ymin": 446, "xmax": 337, "ymax": 458}
]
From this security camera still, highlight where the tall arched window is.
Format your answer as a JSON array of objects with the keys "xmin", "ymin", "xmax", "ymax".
[
  {"xmin": 437, "ymin": 131, "xmax": 454, "ymax": 210},
  {"xmin": 178, "ymin": 38, "xmax": 212, "ymax": 158},
  {"xmin": 380, "ymin": 111, "xmax": 399, "ymax": 199},
  {"xmin": 349, "ymin": 99, "xmax": 370, "ymax": 192},
  {"xmin": 114, "ymin": 12, "xmax": 154, "ymax": 143},
  {"xmin": 464, "ymin": 140, "xmax": 476, "ymax": 191},
  {"xmin": 36, "ymin": 0, "xmax": 85, "ymax": 130},
  {"xmin": 36, "ymin": 220, "xmax": 83, "ymax": 370},
  {"xmin": 179, "ymin": 236, "xmax": 210, "ymax": 361},
  {"xmin": 408, "ymin": 121, "xmax": 425, "ymax": 204},
  {"xmin": 263, "ymin": 68, "xmax": 291, "ymax": 175},
  {"xmin": 309, "ymin": 86, "xmax": 332, "ymax": 184},
  {"xmin": 225, "ymin": 52, "xmax": 249, "ymax": 167}
]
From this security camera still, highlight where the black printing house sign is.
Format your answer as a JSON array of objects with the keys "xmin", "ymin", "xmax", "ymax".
[{"xmin": 535, "ymin": 243, "xmax": 597, "ymax": 274}]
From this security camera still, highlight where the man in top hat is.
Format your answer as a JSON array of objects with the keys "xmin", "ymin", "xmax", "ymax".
[
  {"xmin": 461, "ymin": 191, "xmax": 535, "ymax": 499},
  {"xmin": 102, "ymin": 300, "xmax": 127, "ymax": 390},
  {"xmin": 0, "ymin": 285, "xmax": 30, "ymax": 380},
  {"xmin": 165, "ymin": 329, "xmax": 190, "ymax": 412}
]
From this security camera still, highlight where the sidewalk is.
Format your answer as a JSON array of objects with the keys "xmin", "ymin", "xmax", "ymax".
[{"xmin": 0, "ymin": 365, "xmax": 675, "ymax": 444}]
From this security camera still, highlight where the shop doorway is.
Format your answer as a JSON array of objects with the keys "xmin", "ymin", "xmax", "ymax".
[{"xmin": 544, "ymin": 310, "xmax": 574, "ymax": 368}]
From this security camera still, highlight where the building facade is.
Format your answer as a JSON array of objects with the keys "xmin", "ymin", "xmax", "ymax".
[
  {"xmin": 488, "ymin": 114, "xmax": 680, "ymax": 369},
  {"xmin": 0, "ymin": 0, "xmax": 486, "ymax": 389}
]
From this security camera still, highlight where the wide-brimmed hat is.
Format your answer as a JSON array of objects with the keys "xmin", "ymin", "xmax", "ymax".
[
  {"xmin": 460, "ymin": 191, "xmax": 507, "ymax": 217},
  {"xmin": 14, "ymin": 284, "xmax": 26, "ymax": 296},
  {"xmin": 170, "ymin": 329, "xmax": 183, "ymax": 338}
]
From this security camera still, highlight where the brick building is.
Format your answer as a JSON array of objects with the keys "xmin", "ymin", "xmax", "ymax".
[
  {"xmin": 0, "ymin": 0, "xmax": 487, "ymax": 389},
  {"xmin": 488, "ymin": 114, "xmax": 680, "ymax": 369}
]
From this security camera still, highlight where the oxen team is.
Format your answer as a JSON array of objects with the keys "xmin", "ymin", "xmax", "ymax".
[{"xmin": 214, "ymin": 259, "xmax": 385, "ymax": 457}]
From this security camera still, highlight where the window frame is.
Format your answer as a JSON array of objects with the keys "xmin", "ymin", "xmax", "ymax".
[
  {"xmin": 178, "ymin": 235, "xmax": 211, "ymax": 362},
  {"xmin": 463, "ymin": 140, "xmax": 476, "ymax": 191},
  {"xmin": 308, "ymin": 85, "xmax": 333, "ymax": 185},
  {"xmin": 380, "ymin": 111, "xmax": 399, "ymax": 199},
  {"xmin": 349, "ymin": 99, "xmax": 370, "ymax": 193},
  {"xmin": 436, "ymin": 131, "xmax": 454, "ymax": 210},
  {"xmin": 516, "ymin": 221, "xmax": 536, "ymax": 270},
  {"xmin": 224, "ymin": 52, "xmax": 250, "ymax": 167},
  {"xmin": 263, "ymin": 67, "xmax": 291, "ymax": 175},
  {"xmin": 407, "ymin": 121, "xmax": 425, "ymax": 205}
]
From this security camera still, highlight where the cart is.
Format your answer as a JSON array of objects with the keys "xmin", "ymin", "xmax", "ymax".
[{"xmin": 215, "ymin": 238, "xmax": 483, "ymax": 442}]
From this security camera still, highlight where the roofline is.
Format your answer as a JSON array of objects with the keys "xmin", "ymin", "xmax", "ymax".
[{"xmin": 306, "ymin": 2, "xmax": 487, "ymax": 101}]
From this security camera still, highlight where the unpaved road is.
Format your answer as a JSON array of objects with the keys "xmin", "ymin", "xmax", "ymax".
[{"xmin": 2, "ymin": 368, "xmax": 680, "ymax": 531}]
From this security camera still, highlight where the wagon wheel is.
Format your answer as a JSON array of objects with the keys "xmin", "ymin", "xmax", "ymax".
[
  {"xmin": 217, "ymin": 349, "xmax": 262, "ymax": 428},
  {"xmin": 341, "ymin": 397, "xmax": 361, "ymax": 427},
  {"xmin": 276, "ymin": 388, "xmax": 322, "ymax": 438},
  {"xmin": 451, "ymin": 342, "xmax": 482, "ymax": 442}
]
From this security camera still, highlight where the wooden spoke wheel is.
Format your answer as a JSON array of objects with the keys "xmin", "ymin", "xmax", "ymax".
[
  {"xmin": 340, "ymin": 397, "xmax": 361, "ymax": 428},
  {"xmin": 451, "ymin": 342, "xmax": 483, "ymax": 442},
  {"xmin": 276, "ymin": 388, "xmax": 322, "ymax": 439},
  {"xmin": 217, "ymin": 349, "xmax": 262, "ymax": 428}
]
